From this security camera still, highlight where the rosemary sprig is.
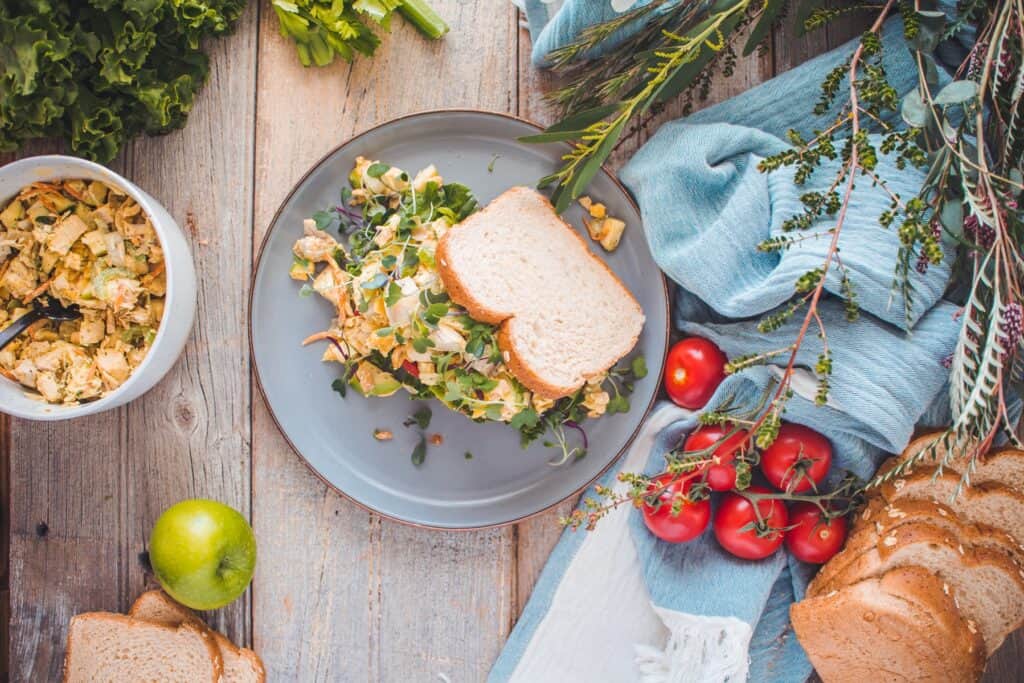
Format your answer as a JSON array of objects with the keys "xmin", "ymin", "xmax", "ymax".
[{"xmin": 523, "ymin": 0, "xmax": 787, "ymax": 212}]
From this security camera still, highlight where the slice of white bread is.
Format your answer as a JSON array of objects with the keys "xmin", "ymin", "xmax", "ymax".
[
  {"xmin": 806, "ymin": 521, "xmax": 1024, "ymax": 653},
  {"xmin": 436, "ymin": 187, "xmax": 644, "ymax": 398},
  {"xmin": 888, "ymin": 432, "xmax": 1024, "ymax": 492},
  {"xmin": 130, "ymin": 590, "xmax": 265, "ymax": 683},
  {"xmin": 64, "ymin": 612, "xmax": 223, "ymax": 682},
  {"xmin": 791, "ymin": 566, "xmax": 985, "ymax": 682}
]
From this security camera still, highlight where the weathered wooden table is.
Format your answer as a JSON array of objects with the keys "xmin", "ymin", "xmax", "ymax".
[{"xmin": 2, "ymin": 3, "xmax": 1021, "ymax": 681}]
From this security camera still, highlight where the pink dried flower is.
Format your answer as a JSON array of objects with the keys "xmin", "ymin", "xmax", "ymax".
[{"xmin": 1001, "ymin": 302, "xmax": 1023, "ymax": 352}]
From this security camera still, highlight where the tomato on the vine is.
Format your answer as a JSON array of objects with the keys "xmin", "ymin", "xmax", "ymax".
[
  {"xmin": 663, "ymin": 337, "xmax": 727, "ymax": 409},
  {"xmin": 785, "ymin": 502, "xmax": 847, "ymax": 564},
  {"xmin": 681, "ymin": 423, "xmax": 749, "ymax": 491},
  {"xmin": 713, "ymin": 486, "xmax": 788, "ymax": 560},
  {"xmin": 760, "ymin": 423, "xmax": 832, "ymax": 493},
  {"xmin": 641, "ymin": 473, "xmax": 711, "ymax": 543}
]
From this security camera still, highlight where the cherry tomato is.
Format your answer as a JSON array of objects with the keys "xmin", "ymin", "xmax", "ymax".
[
  {"xmin": 760, "ymin": 423, "xmax": 832, "ymax": 493},
  {"xmin": 785, "ymin": 502, "xmax": 848, "ymax": 564},
  {"xmin": 641, "ymin": 473, "xmax": 711, "ymax": 543},
  {"xmin": 663, "ymin": 337, "xmax": 727, "ymax": 409},
  {"xmin": 681, "ymin": 423, "xmax": 749, "ymax": 491},
  {"xmin": 713, "ymin": 486, "xmax": 789, "ymax": 560}
]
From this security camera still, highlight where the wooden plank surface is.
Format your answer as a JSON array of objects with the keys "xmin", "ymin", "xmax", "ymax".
[
  {"xmin": 3, "ymin": 2, "xmax": 260, "ymax": 678},
  {"xmin": 250, "ymin": 3, "xmax": 518, "ymax": 681},
  {"xmin": 2, "ymin": 2, "xmax": 1022, "ymax": 681}
]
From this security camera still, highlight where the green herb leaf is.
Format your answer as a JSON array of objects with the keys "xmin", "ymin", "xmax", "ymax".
[
  {"xmin": 510, "ymin": 408, "xmax": 539, "ymax": 430},
  {"xmin": 385, "ymin": 281, "xmax": 403, "ymax": 306},
  {"xmin": 404, "ymin": 405, "xmax": 432, "ymax": 430},
  {"xmin": 411, "ymin": 437, "xmax": 427, "ymax": 466},
  {"xmin": 606, "ymin": 395, "xmax": 630, "ymax": 414},
  {"xmin": 412, "ymin": 336, "xmax": 434, "ymax": 354},
  {"xmin": 367, "ymin": 162, "xmax": 389, "ymax": 178},
  {"xmin": 299, "ymin": 284, "xmax": 315, "ymax": 297},
  {"xmin": 331, "ymin": 377, "xmax": 347, "ymax": 398},
  {"xmin": 631, "ymin": 355, "xmax": 648, "ymax": 379},
  {"xmin": 313, "ymin": 210, "xmax": 335, "ymax": 229}
]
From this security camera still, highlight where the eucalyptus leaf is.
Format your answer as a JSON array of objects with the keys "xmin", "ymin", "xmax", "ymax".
[
  {"xmin": 939, "ymin": 199, "xmax": 964, "ymax": 236},
  {"xmin": 908, "ymin": 10, "xmax": 946, "ymax": 52},
  {"xmin": 569, "ymin": 117, "xmax": 627, "ymax": 202},
  {"xmin": 742, "ymin": 0, "xmax": 786, "ymax": 56},
  {"xmin": 539, "ymin": 104, "xmax": 619, "ymax": 134},
  {"xmin": 518, "ymin": 129, "xmax": 589, "ymax": 144},
  {"xmin": 933, "ymin": 80, "xmax": 979, "ymax": 106},
  {"xmin": 901, "ymin": 90, "xmax": 929, "ymax": 128}
]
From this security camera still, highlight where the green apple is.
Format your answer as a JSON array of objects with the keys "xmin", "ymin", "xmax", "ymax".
[{"xmin": 149, "ymin": 499, "xmax": 257, "ymax": 611}]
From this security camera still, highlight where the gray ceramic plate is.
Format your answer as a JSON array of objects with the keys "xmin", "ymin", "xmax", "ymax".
[{"xmin": 251, "ymin": 110, "xmax": 669, "ymax": 529}]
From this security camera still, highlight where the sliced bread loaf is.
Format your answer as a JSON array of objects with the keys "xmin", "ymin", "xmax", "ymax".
[
  {"xmin": 809, "ymin": 521, "xmax": 1024, "ymax": 654},
  {"xmin": 791, "ymin": 566, "xmax": 985, "ymax": 682},
  {"xmin": 130, "ymin": 590, "xmax": 265, "ymax": 683},
  {"xmin": 64, "ymin": 612, "xmax": 222, "ymax": 682},
  {"xmin": 872, "ymin": 465, "xmax": 1024, "ymax": 545},
  {"xmin": 436, "ymin": 187, "xmax": 644, "ymax": 398},
  {"xmin": 890, "ymin": 432, "xmax": 1024, "ymax": 492},
  {"xmin": 851, "ymin": 498, "xmax": 1024, "ymax": 569},
  {"xmin": 809, "ymin": 500, "xmax": 1024, "ymax": 600}
]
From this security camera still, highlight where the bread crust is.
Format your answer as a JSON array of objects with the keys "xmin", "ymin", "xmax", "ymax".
[
  {"xmin": 64, "ymin": 612, "xmax": 224, "ymax": 683},
  {"xmin": 872, "ymin": 464, "xmax": 1024, "ymax": 542},
  {"xmin": 812, "ymin": 521, "xmax": 1024, "ymax": 654},
  {"xmin": 130, "ymin": 590, "xmax": 266, "ymax": 683},
  {"xmin": 437, "ymin": 186, "xmax": 643, "ymax": 399},
  {"xmin": 893, "ymin": 433, "xmax": 1024, "ymax": 493},
  {"xmin": 792, "ymin": 567, "xmax": 985, "ymax": 682}
]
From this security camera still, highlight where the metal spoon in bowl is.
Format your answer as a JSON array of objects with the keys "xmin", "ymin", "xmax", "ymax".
[{"xmin": 0, "ymin": 297, "xmax": 81, "ymax": 350}]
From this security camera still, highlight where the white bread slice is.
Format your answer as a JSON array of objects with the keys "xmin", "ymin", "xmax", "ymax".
[
  {"xmin": 130, "ymin": 590, "xmax": 265, "ymax": 683},
  {"xmin": 63, "ymin": 612, "xmax": 223, "ymax": 682},
  {"xmin": 807, "ymin": 521, "xmax": 1024, "ymax": 653},
  {"xmin": 791, "ymin": 567, "xmax": 985, "ymax": 682},
  {"xmin": 890, "ymin": 431, "xmax": 1024, "ymax": 493},
  {"xmin": 436, "ymin": 187, "xmax": 644, "ymax": 398}
]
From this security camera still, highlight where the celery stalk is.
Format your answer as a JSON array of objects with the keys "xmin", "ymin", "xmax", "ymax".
[{"xmin": 399, "ymin": 0, "xmax": 449, "ymax": 39}]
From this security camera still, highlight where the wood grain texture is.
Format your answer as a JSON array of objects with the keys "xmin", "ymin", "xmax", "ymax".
[
  {"xmin": 3, "ymin": 1, "xmax": 259, "ymax": 677},
  {"xmin": 251, "ymin": 3, "xmax": 518, "ymax": 681},
  {"xmin": 3, "ymin": 2, "xmax": 1023, "ymax": 681}
]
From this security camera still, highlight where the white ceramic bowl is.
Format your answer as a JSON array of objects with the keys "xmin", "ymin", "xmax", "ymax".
[{"xmin": 0, "ymin": 155, "xmax": 197, "ymax": 420}]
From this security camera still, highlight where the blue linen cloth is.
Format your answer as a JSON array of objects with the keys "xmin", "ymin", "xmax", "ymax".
[{"xmin": 493, "ymin": 2, "xmax": 974, "ymax": 681}]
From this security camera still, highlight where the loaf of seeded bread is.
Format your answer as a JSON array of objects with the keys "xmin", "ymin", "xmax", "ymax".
[
  {"xmin": 63, "ymin": 612, "xmax": 223, "ymax": 682},
  {"xmin": 795, "ymin": 439, "xmax": 1024, "ymax": 681},
  {"xmin": 436, "ymin": 187, "xmax": 644, "ymax": 398},
  {"xmin": 130, "ymin": 590, "xmax": 265, "ymax": 683},
  {"xmin": 791, "ymin": 567, "xmax": 986, "ymax": 682}
]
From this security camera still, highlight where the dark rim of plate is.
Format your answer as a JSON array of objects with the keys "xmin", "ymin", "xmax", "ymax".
[{"xmin": 248, "ymin": 108, "xmax": 671, "ymax": 531}]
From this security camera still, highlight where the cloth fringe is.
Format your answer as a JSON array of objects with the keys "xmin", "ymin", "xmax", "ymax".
[{"xmin": 635, "ymin": 609, "xmax": 752, "ymax": 683}]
